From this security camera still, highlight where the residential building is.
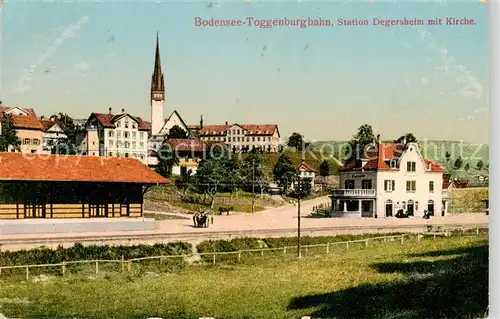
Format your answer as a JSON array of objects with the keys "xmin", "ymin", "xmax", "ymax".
[
  {"xmin": 0, "ymin": 106, "xmax": 43, "ymax": 154},
  {"xmin": 290, "ymin": 161, "xmax": 317, "ymax": 191},
  {"xmin": 330, "ymin": 138, "xmax": 444, "ymax": 218},
  {"xmin": 40, "ymin": 116, "xmax": 67, "ymax": 154},
  {"xmin": 0, "ymin": 152, "xmax": 167, "ymax": 220},
  {"xmin": 167, "ymin": 138, "xmax": 224, "ymax": 176},
  {"xmin": 442, "ymin": 174, "xmax": 470, "ymax": 189},
  {"xmin": 197, "ymin": 122, "xmax": 281, "ymax": 153},
  {"xmin": 77, "ymin": 108, "xmax": 149, "ymax": 163}
]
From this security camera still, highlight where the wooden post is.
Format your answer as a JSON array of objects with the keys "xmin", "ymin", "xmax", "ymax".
[
  {"xmin": 128, "ymin": 261, "xmax": 132, "ymax": 273},
  {"xmin": 238, "ymin": 251, "xmax": 241, "ymax": 263},
  {"xmin": 261, "ymin": 250, "xmax": 264, "ymax": 257},
  {"xmin": 326, "ymin": 243, "xmax": 329, "ymax": 254},
  {"xmin": 160, "ymin": 257, "xmax": 163, "ymax": 265},
  {"xmin": 62, "ymin": 262, "xmax": 66, "ymax": 276},
  {"xmin": 121, "ymin": 256, "xmax": 124, "ymax": 272},
  {"xmin": 95, "ymin": 261, "xmax": 99, "ymax": 274},
  {"xmin": 476, "ymin": 227, "xmax": 479, "ymax": 235},
  {"xmin": 284, "ymin": 247, "xmax": 287, "ymax": 255},
  {"xmin": 400, "ymin": 235, "xmax": 404, "ymax": 245},
  {"xmin": 417, "ymin": 235, "xmax": 421, "ymax": 242},
  {"xmin": 346, "ymin": 242, "xmax": 349, "ymax": 250},
  {"xmin": 213, "ymin": 253, "xmax": 216, "ymax": 265},
  {"xmin": 365, "ymin": 240, "xmax": 369, "ymax": 247},
  {"xmin": 434, "ymin": 234, "xmax": 436, "ymax": 240},
  {"xmin": 26, "ymin": 266, "xmax": 29, "ymax": 281},
  {"xmin": 305, "ymin": 247, "xmax": 308, "ymax": 256}
]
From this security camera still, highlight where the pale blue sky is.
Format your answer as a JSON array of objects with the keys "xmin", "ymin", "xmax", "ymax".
[{"xmin": 0, "ymin": 0, "xmax": 489, "ymax": 143}]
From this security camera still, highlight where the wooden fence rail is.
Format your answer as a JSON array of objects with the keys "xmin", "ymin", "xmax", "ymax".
[{"xmin": 0, "ymin": 230, "xmax": 488, "ymax": 280}]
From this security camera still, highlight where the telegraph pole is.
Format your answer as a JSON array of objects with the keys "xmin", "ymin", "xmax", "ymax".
[{"xmin": 297, "ymin": 175, "xmax": 301, "ymax": 258}]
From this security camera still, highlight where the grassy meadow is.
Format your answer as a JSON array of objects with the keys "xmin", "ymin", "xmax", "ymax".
[{"xmin": 0, "ymin": 234, "xmax": 488, "ymax": 319}]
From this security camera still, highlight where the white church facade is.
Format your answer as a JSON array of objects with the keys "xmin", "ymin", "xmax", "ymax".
[{"xmin": 330, "ymin": 139, "xmax": 445, "ymax": 218}]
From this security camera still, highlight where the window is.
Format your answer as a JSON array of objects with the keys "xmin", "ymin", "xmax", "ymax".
[
  {"xmin": 246, "ymin": 137, "xmax": 249, "ymax": 142},
  {"xmin": 108, "ymin": 131, "xmax": 114, "ymax": 137},
  {"xmin": 140, "ymin": 155, "xmax": 145, "ymax": 160},
  {"xmin": 140, "ymin": 132, "xmax": 144, "ymax": 139},
  {"xmin": 124, "ymin": 132, "xmax": 129, "ymax": 138},
  {"xmin": 117, "ymin": 141, "xmax": 122, "ymax": 148},
  {"xmin": 125, "ymin": 142, "xmax": 130, "ymax": 148},
  {"xmin": 125, "ymin": 153, "xmax": 129, "ymax": 158},
  {"xmin": 92, "ymin": 141, "xmax": 95, "ymax": 145},
  {"xmin": 406, "ymin": 161, "xmax": 416, "ymax": 172},
  {"xmin": 132, "ymin": 124, "xmax": 136, "ymax": 129},
  {"xmin": 344, "ymin": 180, "xmax": 355, "ymax": 189},
  {"xmin": 384, "ymin": 180, "xmax": 395, "ymax": 191},
  {"xmin": 429, "ymin": 181, "xmax": 434, "ymax": 192},
  {"xmin": 33, "ymin": 139, "xmax": 40, "ymax": 145},
  {"xmin": 109, "ymin": 140, "xmax": 114, "ymax": 147},
  {"xmin": 252, "ymin": 137, "xmax": 255, "ymax": 142},
  {"xmin": 23, "ymin": 138, "xmax": 30, "ymax": 145},
  {"xmin": 132, "ymin": 132, "xmax": 136, "ymax": 138},
  {"xmin": 140, "ymin": 142, "xmax": 144, "ymax": 148},
  {"xmin": 116, "ymin": 122, "xmax": 120, "ymax": 128},
  {"xmin": 406, "ymin": 180, "xmax": 416, "ymax": 192},
  {"xmin": 117, "ymin": 131, "xmax": 121, "ymax": 138},
  {"xmin": 258, "ymin": 137, "xmax": 261, "ymax": 142},
  {"xmin": 30, "ymin": 150, "xmax": 36, "ymax": 154},
  {"xmin": 361, "ymin": 180, "xmax": 372, "ymax": 189},
  {"xmin": 108, "ymin": 152, "xmax": 113, "ymax": 156},
  {"xmin": 132, "ymin": 141, "xmax": 136, "ymax": 148}
]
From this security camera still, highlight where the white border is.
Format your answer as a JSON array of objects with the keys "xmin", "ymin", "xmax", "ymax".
[{"xmin": 490, "ymin": 1, "xmax": 498, "ymax": 318}]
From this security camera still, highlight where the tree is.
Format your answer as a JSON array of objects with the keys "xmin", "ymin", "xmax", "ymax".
[
  {"xmin": 445, "ymin": 151, "xmax": 451, "ymax": 162},
  {"xmin": 344, "ymin": 124, "xmax": 375, "ymax": 163},
  {"xmin": 156, "ymin": 139, "xmax": 179, "ymax": 178},
  {"xmin": 319, "ymin": 160, "xmax": 330, "ymax": 177},
  {"xmin": 0, "ymin": 114, "xmax": 21, "ymax": 152},
  {"xmin": 241, "ymin": 153, "xmax": 269, "ymax": 195},
  {"xmin": 476, "ymin": 159, "xmax": 484, "ymax": 170},
  {"xmin": 395, "ymin": 133, "xmax": 417, "ymax": 144},
  {"xmin": 196, "ymin": 151, "xmax": 231, "ymax": 209},
  {"xmin": 167, "ymin": 125, "xmax": 188, "ymax": 139},
  {"xmin": 464, "ymin": 163, "xmax": 470, "ymax": 171},
  {"xmin": 454, "ymin": 156, "xmax": 463, "ymax": 170},
  {"xmin": 50, "ymin": 113, "xmax": 77, "ymax": 155},
  {"xmin": 273, "ymin": 154, "xmax": 297, "ymax": 192},
  {"xmin": 287, "ymin": 132, "xmax": 305, "ymax": 151}
]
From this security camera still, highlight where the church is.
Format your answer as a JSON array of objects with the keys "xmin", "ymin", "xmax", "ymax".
[{"xmin": 147, "ymin": 33, "xmax": 282, "ymax": 173}]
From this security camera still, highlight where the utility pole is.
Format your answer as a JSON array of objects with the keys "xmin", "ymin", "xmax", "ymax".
[
  {"xmin": 297, "ymin": 167, "xmax": 302, "ymax": 259},
  {"xmin": 251, "ymin": 159, "xmax": 255, "ymax": 214}
]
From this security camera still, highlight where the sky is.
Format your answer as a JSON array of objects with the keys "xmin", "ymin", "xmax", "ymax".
[{"xmin": 0, "ymin": 0, "xmax": 489, "ymax": 143}]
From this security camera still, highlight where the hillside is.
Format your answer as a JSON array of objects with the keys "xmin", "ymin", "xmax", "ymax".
[{"xmin": 243, "ymin": 149, "xmax": 341, "ymax": 176}]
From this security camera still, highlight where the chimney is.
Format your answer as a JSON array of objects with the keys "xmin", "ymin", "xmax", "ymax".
[
  {"xmin": 121, "ymin": 108, "xmax": 125, "ymax": 113},
  {"xmin": 376, "ymin": 134, "xmax": 380, "ymax": 143},
  {"xmin": 200, "ymin": 114, "xmax": 204, "ymax": 128},
  {"xmin": 109, "ymin": 107, "xmax": 112, "ymax": 114},
  {"xmin": 41, "ymin": 115, "xmax": 45, "ymax": 120},
  {"xmin": 403, "ymin": 135, "xmax": 407, "ymax": 145},
  {"xmin": 0, "ymin": 101, "xmax": 2, "ymax": 106},
  {"xmin": 225, "ymin": 121, "xmax": 228, "ymax": 125}
]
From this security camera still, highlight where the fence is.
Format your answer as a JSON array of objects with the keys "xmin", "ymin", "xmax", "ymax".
[{"xmin": 0, "ymin": 229, "xmax": 488, "ymax": 281}]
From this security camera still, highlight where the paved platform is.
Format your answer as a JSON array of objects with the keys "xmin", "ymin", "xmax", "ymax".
[{"xmin": 0, "ymin": 218, "xmax": 156, "ymax": 235}]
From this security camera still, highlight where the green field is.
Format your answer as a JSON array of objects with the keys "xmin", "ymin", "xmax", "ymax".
[{"xmin": 0, "ymin": 235, "xmax": 488, "ymax": 319}]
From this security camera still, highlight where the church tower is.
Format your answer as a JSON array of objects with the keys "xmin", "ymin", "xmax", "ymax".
[{"xmin": 151, "ymin": 32, "xmax": 165, "ymax": 136}]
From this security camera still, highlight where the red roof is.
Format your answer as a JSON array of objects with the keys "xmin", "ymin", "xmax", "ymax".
[
  {"xmin": 6, "ymin": 115, "xmax": 43, "ymax": 130},
  {"xmin": 199, "ymin": 124, "xmax": 278, "ymax": 136},
  {"xmin": 0, "ymin": 106, "xmax": 36, "ymax": 117},
  {"xmin": 0, "ymin": 152, "xmax": 168, "ymax": 184},
  {"xmin": 91, "ymin": 113, "xmax": 150, "ymax": 131},
  {"xmin": 39, "ymin": 120, "xmax": 58, "ymax": 131},
  {"xmin": 167, "ymin": 138, "xmax": 224, "ymax": 152},
  {"xmin": 297, "ymin": 162, "xmax": 317, "ymax": 172},
  {"xmin": 342, "ymin": 142, "xmax": 443, "ymax": 172}
]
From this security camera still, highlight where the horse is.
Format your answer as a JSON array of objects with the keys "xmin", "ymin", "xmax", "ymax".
[{"xmin": 218, "ymin": 206, "xmax": 233, "ymax": 216}]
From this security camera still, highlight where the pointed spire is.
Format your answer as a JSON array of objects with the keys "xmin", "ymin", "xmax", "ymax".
[{"xmin": 151, "ymin": 31, "xmax": 165, "ymax": 100}]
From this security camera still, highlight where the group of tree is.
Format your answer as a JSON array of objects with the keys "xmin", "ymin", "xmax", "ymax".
[
  {"xmin": 286, "ymin": 132, "xmax": 310, "ymax": 151},
  {"xmin": 445, "ymin": 152, "xmax": 487, "ymax": 171},
  {"xmin": 49, "ymin": 112, "xmax": 78, "ymax": 155}
]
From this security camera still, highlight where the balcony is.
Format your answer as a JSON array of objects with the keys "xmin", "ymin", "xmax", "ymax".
[{"xmin": 331, "ymin": 189, "xmax": 376, "ymax": 198}]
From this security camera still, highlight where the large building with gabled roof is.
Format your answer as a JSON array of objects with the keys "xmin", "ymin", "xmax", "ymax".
[{"xmin": 330, "ymin": 137, "xmax": 445, "ymax": 218}]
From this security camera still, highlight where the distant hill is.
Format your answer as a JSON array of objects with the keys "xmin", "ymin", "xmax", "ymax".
[
  {"xmin": 310, "ymin": 140, "xmax": 489, "ymax": 178},
  {"xmin": 244, "ymin": 149, "xmax": 341, "ymax": 176}
]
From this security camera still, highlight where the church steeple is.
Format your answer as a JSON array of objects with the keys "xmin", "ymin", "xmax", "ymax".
[
  {"xmin": 151, "ymin": 31, "xmax": 165, "ymax": 102},
  {"xmin": 151, "ymin": 32, "xmax": 165, "ymax": 136}
]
